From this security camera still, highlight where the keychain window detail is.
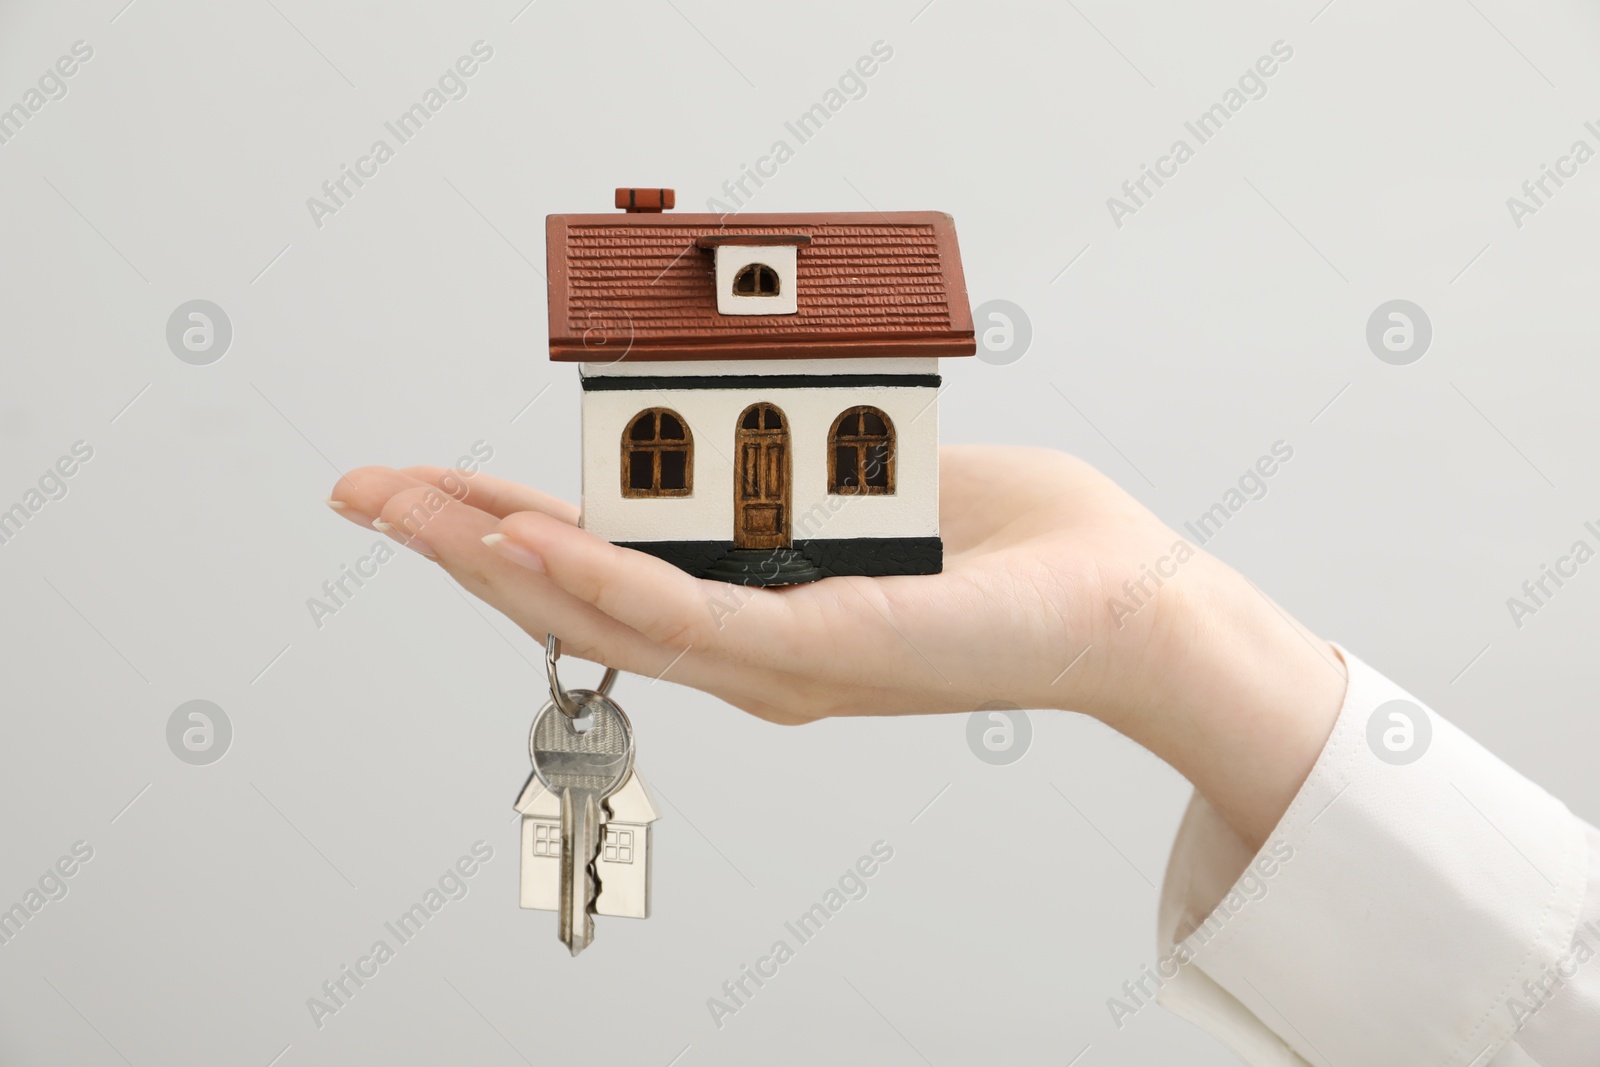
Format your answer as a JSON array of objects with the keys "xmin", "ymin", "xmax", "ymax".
[
  {"xmin": 829, "ymin": 406, "xmax": 895, "ymax": 495},
  {"xmin": 604, "ymin": 828, "xmax": 634, "ymax": 864},
  {"xmin": 622, "ymin": 408, "xmax": 693, "ymax": 497},
  {"xmin": 732, "ymin": 263, "xmax": 780, "ymax": 297}
]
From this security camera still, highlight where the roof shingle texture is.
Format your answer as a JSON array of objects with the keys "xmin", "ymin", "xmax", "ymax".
[{"xmin": 546, "ymin": 211, "xmax": 974, "ymax": 361}]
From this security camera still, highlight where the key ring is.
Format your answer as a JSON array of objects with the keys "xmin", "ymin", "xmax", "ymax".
[{"xmin": 545, "ymin": 634, "xmax": 618, "ymax": 719}]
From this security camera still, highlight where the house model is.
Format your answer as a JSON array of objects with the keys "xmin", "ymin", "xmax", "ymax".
[
  {"xmin": 546, "ymin": 188, "xmax": 975, "ymax": 586},
  {"xmin": 515, "ymin": 771, "xmax": 658, "ymax": 919}
]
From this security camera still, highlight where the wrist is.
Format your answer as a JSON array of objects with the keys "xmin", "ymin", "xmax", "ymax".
[{"xmin": 1113, "ymin": 559, "xmax": 1348, "ymax": 850}]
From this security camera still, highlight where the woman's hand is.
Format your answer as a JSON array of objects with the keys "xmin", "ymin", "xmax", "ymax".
[{"xmin": 328, "ymin": 445, "xmax": 1346, "ymax": 848}]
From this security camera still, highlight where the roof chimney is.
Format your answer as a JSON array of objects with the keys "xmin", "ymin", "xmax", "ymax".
[{"xmin": 616, "ymin": 188, "xmax": 674, "ymax": 213}]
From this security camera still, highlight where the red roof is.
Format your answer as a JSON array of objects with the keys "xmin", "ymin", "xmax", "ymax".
[{"xmin": 546, "ymin": 211, "xmax": 975, "ymax": 362}]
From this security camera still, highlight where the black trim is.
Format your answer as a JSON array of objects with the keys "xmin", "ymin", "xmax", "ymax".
[
  {"xmin": 615, "ymin": 536, "xmax": 942, "ymax": 580},
  {"xmin": 798, "ymin": 536, "xmax": 942, "ymax": 577},
  {"xmin": 583, "ymin": 373, "xmax": 941, "ymax": 392}
]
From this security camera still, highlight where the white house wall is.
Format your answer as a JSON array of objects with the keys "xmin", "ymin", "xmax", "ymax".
[{"xmin": 580, "ymin": 384, "xmax": 939, "ymax": 544}]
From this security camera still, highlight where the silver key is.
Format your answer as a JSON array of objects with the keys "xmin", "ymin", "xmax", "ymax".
[{"xmin": 528, "ymin": 691, "xmax": 634, "ymax": 955}]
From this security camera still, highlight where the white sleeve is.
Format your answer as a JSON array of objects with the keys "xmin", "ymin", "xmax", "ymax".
[{"xmin": 1153, "ymin": 647, "xmax": 1600, "ymax": 1066}]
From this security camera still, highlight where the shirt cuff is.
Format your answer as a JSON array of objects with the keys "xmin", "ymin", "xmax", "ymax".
[{"xmin": 1153, "ymin": 647, "xmax": 1590, "ymax": 1067}]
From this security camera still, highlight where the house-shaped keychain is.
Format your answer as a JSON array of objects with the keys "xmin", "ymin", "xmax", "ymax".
[
  {"xmin": 546, "ymin": 188, "xmax": 976, "ymax": 585},
  {"xmin": 515, "ymin": 770, "xmax": 659, "ymax": 920}
]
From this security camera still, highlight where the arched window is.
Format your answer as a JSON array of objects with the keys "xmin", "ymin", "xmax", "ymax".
[
  {"xmin": 740, "ymin": 403, "xmax": 784, "ymax": 431},
  {"xmin": 622, "ymin": 408, "xmax": 692, "ymax": 497},
  {"xmin": 732, "ymin": 263, "xmax": 780, "ymax": 296},
  {"xmin": 829, "ymin": 406, "xmax": 894, "ymax": 495}
]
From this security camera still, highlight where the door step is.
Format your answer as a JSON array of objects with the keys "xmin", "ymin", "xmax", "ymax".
[{"xmin": 702, "ymin": 547, "xmax": 823, "ymax": 587}]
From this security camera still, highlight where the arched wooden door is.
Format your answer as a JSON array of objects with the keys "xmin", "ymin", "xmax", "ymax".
[{"xmin": 733, "ymin": 402, "xmax": 790, "ymax": 549}]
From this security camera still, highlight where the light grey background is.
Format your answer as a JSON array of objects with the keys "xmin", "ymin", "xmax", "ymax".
[{"xmin": 3, "ymin": 0, "xmax": 1598, "ymax": 1064}]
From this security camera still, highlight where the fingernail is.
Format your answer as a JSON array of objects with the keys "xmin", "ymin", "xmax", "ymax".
[
  {"xmin": 325, "ymin": 498, "xmax": 377, "ymax": 527},
  {"xmin": 483, "ymin": 532, "xmax": 545, "ymax": 573},
  {"xmin": 374, "ymin": 520, "xmax": 437, "ymax": 560}
]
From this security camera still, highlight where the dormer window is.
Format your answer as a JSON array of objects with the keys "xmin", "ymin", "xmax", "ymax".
[
  {"xmin": 697, "ymin": 234, "xmax": 809, "ymax": 316},
  {"xmin": 732, "ymin": 264, "xmax": 780, "ymax": 297}
]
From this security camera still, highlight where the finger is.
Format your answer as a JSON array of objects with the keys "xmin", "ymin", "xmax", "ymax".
[
  {"xmin": 491, "ymin": 511, "xmax": 726, "ymax": 649},
  {"xmin": 400, "ymin": 466, "xmax": 580, "ymax": 525},
  {"xmin": 491, "ymin": 511, "xmax": 834, "ymax": 670},
  {"xmin": 374, "ymin": 486, "xmax": 675, "ymax": 674},
  {"xmin": 331, "ymin": 471, "xmax": 828, "ymax": 716},
  {"xmin": 328, "ymin": 466, "xmax": 432, "ymax": 529},
  {"xmin": 479, "ymin": 514, "xmax": 907, "ymax": 717}
]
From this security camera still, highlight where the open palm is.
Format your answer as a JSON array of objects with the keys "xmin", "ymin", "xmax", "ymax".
[{"xmin": 330, "ymin": 445, "xmax": 1208, "ymax": 727}]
